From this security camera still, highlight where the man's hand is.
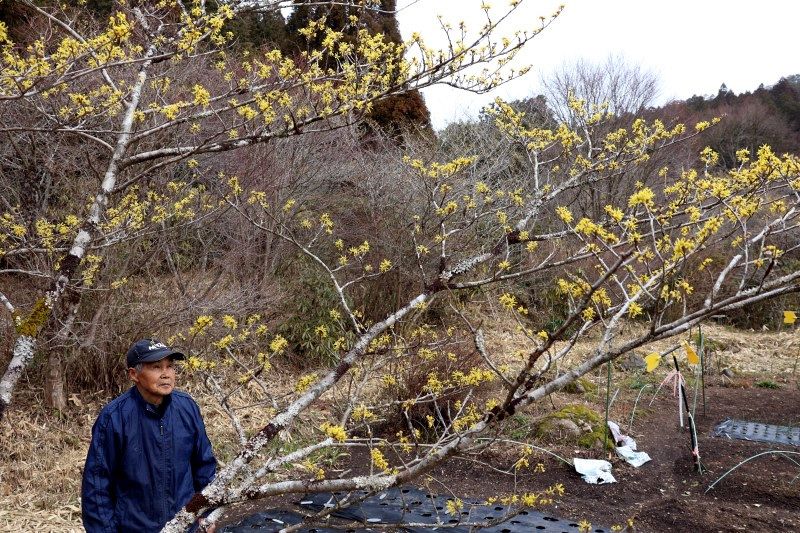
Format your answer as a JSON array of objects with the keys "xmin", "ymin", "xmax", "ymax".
[{"xmin": 197, "ymin": 517, "xmax": 216, "ymax": 533}]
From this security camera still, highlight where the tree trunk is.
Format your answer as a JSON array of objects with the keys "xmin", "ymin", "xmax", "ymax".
[
  {"xmin": 45, "ymin": 351, "xmax": 67, "ymax": 412},
  {"xmin": 0, "ymin": 334, "xmax": 36, "ymax": 419},
  {"xmin": 45, "ymin": 300, "xmax": 78, "ymax": 412}
]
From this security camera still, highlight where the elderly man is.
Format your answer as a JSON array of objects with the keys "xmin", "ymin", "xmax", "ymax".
[{"xmin": 82, "ymin": 339, "xmax": 216, "ymax": 532}]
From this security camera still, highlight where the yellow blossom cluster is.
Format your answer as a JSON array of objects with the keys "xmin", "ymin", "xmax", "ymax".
[{"xmin": 320, "ymin": 422, "xmax": 347, "ymax": 442}]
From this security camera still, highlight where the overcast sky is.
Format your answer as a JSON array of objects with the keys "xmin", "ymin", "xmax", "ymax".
[{"xmin": 395, "ymin": 0, "xmax": 800, "ymax": 129}]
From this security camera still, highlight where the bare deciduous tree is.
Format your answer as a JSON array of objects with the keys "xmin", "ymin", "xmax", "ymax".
[{"xmin": 542, "ymin": 54, "xmax": 660, "ymax": 124}]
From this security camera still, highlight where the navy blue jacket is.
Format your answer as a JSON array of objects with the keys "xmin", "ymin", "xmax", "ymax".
[{"xmin": 82, "ymin": 387, "xmax": 216, "ymax": 533}]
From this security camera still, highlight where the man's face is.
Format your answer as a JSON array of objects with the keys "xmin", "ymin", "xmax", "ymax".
[{"xmin": 128, "ymin": 357, "xmax": 177, "ymax": 405}]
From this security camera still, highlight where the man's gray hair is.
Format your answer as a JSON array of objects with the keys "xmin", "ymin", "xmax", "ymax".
[{"xmin": 133, "ymin": 363, "xmax": 143, "ymax": 374}]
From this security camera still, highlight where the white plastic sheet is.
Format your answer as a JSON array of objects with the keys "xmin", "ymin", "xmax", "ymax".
[
  {"xmin": 615, "ymin": 445, "xmax": 651, "ymax": 467},
  {"xmin": 607, "ymin": 420, "xmax": 652, "ymax": 467},
  {"xmin": 607, "ymin": 420, "xmax": 636, "ymax": 449},
  {"xmin": 573, "ymin": 458, "xmax": 616, "ymax": 484}
]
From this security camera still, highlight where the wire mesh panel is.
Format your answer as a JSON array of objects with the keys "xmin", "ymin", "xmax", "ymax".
[{"xmin": 712, "ymin": 419, "xmax": 800, "ymax": 447}]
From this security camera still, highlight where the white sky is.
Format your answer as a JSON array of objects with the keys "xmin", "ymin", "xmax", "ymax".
[{"xmin": 396, "ymin": 0, "xmax": 800, "ymax": 129}]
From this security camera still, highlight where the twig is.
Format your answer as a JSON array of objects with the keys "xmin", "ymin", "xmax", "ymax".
[
  {"xmin": 706, "ymin": 451, "xmax": 800, "ymax": 493},
  {"xmin": 475, "ymin": 437, "xmax": 573, "ymax": 467},
  {"xmin": 449, "ymin": 301, "xmax": 514, "ymax": 389},
  {"xmin": 628, "ymin": 384, "xmax": 653, "ymax": 432}
]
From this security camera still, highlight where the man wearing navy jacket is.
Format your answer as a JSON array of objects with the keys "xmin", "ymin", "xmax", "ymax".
[{"xmin": 82, "ymin": 339, "xmax": 217, "ymax": 532}]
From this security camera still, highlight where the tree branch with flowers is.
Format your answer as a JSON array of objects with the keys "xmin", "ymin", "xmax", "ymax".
[
  {"xmin": 1, "ymin": 2, "xmax": 799, "ymax": 532},
  {"xmin": 156, "ymin": 96, "xmax": 800, "ymax": 529},
  {"xmin": 0, "ymin": 0, "xmax": 560, "ymax": 418}
]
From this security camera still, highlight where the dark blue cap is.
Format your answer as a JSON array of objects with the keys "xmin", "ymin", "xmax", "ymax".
[{"xmin": 126, "ymin": 339, "xmax": 185, "ymax": 368}]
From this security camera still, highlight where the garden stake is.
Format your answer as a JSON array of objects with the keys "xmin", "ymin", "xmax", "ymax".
[
  {"xmin": 603, "ymin": 361, "xmax": 612, "ymax": 452},
  {"xmin": 673, "ymin": 355, "xmax": 704, "ymax": 474},
  {"xmin": 784, "ymin": 310, "xmax": 798, "ymax": 375},
  {"xmin": 699, "ymin": 326, "xmax": 706, "ymax": 416},
  {"xmin": 691, "ymin": 330, "xmax": 703, "ymax": 417}
]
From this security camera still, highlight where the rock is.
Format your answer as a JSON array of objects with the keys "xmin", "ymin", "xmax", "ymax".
[
  {"xmin": 721, "ymin": 368, "xmax": 735, "ymax": 378},
  {"xmin": 620, "ymin": 353, "xmax": 646, "ymax": 371},
  {"xmin": 535, "ymin": 404, "xmax": 612, "ymax": 449},
  {"xmin": 543, "ymin": 418, "xmax": 581, "ymax": 438}
]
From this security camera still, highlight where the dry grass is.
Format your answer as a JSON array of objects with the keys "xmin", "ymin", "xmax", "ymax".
[
  {"xmin": 0, "ymin": 390, "xmax": 97, "ymax": 532},
  {"xmin": 0, "ymin": 321, "xmax": 796, "ymax": 531},
  {"xmin": 483, "ymin": 318, "xmax": 800, "ymax": 378}
]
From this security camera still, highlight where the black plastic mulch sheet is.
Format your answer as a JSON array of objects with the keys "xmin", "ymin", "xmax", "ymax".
[
  {"xmin": 221, "ymin": 486, "xmax": 608, "ymax": 532},
  {"xmin": 712, "ymin": 419, "xmax": 800, "ymax": 447}
]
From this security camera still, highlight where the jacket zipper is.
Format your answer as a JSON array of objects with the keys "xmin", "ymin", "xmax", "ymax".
[{"xmin": 160, "ymin": 417, "xmax": 166, "ymax": 524}]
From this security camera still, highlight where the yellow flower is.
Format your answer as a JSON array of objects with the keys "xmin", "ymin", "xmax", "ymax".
[
  {"xmin": 222, "ymin": 315, "xmax": 238, "ymax": 329},
  {"xmin": 352, "ymin": 404, "xmax": 376, "ymax": 421},
  {"xmin": 694, "ymin": 121, "xmax": 710, "ymax": 132},
  {"xmin": 295, "ymin": 372, "xmax": 318, "ymax": 393},
  {"xmin": 192, "ymin": 84, "xmax": 211, "ymax": 107},
  {"xmin": 445, "ymin": 498, "xmax": 464, "ymax": 515},
  {"xmin": 213, "ymin": 334, "xmax": 234, "ymax": 350},
  {"xmin": 320, "ymin": 422, "xmax": 347, "ymax": 442},
  {"xmin": 498, "ymin": 292, "xmax": 517, "ymax": 310},
  {"xmin": 370, "ymin": 448, "xmax": 389, "ymax": 470},
  {"xmin": 270, "ymin": 335, "xmax": 288, "ymax": 353},
  {"xmin": 628, "ymin": 187, "xmax": 655, "ymax": 208},
  {"xmin": 189, "ymin": 315, "xmax": 213, "ymax": 336},
  {"xmin": 556, "ymin": 206, "xmax": 573, "ymax": 224},
  {"xmin": 604, "ymin": 205, "xmax": 624, "ymax": 222}
]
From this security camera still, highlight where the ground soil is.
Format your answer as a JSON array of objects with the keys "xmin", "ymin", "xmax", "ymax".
[
  {"xmin": 218, "ymin": 385, "xmax": 800, "ymax": 533},
  {"xmin": 429, "ymin": 386, "xmax": 800, "ymax": 532}
]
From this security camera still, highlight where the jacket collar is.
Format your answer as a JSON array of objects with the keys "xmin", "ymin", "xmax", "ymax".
[{"xmin": 130, "ymin": 385, "xmax": 173, "ymax": 417}]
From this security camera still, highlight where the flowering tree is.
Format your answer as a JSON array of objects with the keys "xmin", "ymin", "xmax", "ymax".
[
  {"xmin": 156, "ymin": 98, "xmax": 800, "ymax": 530},
  {"xmin": 2, "ymin": 2, "xmax": 799, "ymax": 532},
  {"xmin": 0, "ymin": 0, "xmax": 557, "ymax": 417}
]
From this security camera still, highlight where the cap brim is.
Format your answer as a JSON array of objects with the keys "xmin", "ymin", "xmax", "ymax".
[{"xmin": 137, "ymin": 348, "xmax": 185, "ymax": 363}]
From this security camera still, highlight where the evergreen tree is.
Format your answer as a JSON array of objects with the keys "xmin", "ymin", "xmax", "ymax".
[
  {"xmin": 286, "ymin": 0, "xmax": 432, "ymax": 141},
  {"xmin": 769, "ymin": 78, "xmax": 800, "ymax": 131}
]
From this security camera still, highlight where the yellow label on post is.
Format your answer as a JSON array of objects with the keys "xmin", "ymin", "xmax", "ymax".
[
  {"xmin": 685, "ymin": 343, "xmax": 700, "ymax": 365},
  {"xmin": 645, "ymin": 353, "xmax": 661, "ymax": 373},
  {"xmin": 784, "ymin": 310, "xmax": 797, "ymax": 325}
]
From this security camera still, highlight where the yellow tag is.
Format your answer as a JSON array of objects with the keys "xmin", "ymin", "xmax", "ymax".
[
  {"xmin": 644, "ymin": 353, "xmax": 661, "ymax": 373},
  {"xmin": 784, "ymin": 310, "xmax": 797, "ymax": 325},
  {"xmin": 685, "ymin": 343, "xmax": 700, "ymax": 365}
]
